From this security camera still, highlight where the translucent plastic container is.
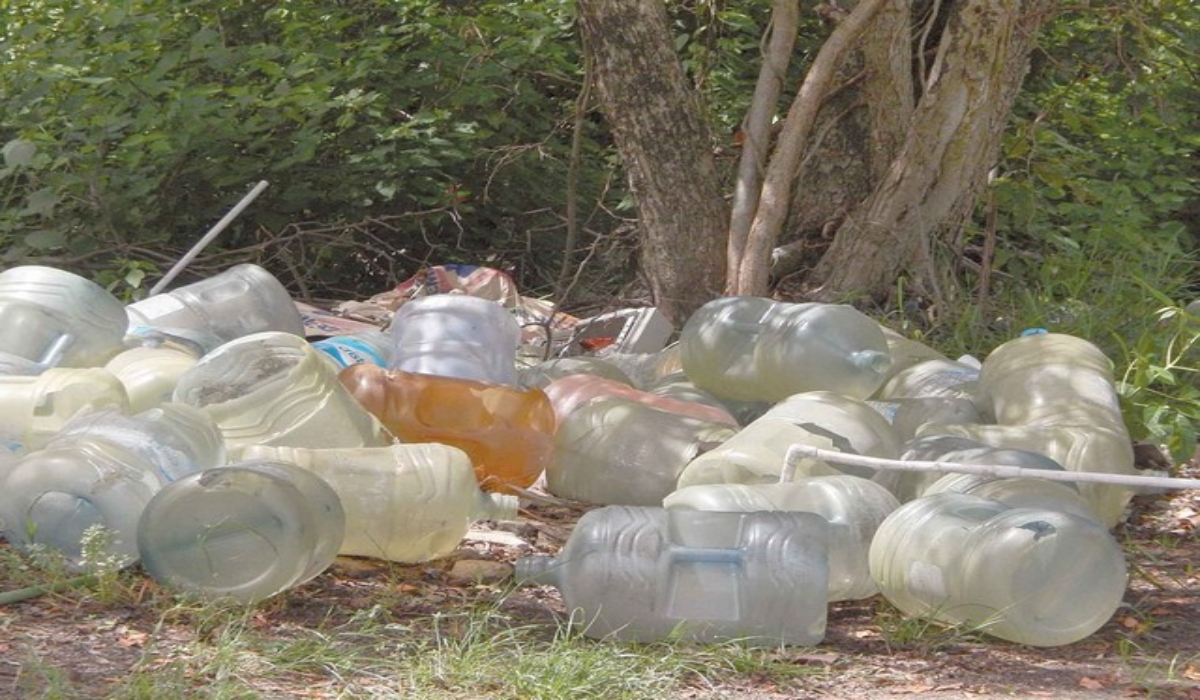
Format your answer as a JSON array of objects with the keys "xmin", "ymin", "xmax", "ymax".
[
  {"xmin": 104, "ymin": 343, "xmax": 201, "ymax": 412},
  {"xmin": 885, "ymin": 434, "xmax": 1068, "ymax": 503},
  {"xmin": 676, "ymin": 391, "xmax": 902, "ymax": 489},
  {"xmin": 664, "ymin": 474, "xmax": 900, "ymax": 601},
  {"xmin": 126, "ymin": 264, "xmax": 305, "ymax": 347},
  {"xmin": 517, "ymin": 356, "xmax": 634, "ymax": 390},
  {"xmin": 952, "ymin": 332, "xmax": 1135, "ymax": 527},
  {"xmin": 338, "ymin": 363, "xmax": 555, "ymax": 493},
  {"xmin": 387, "ymin": 294, "xmax": 521, "ymax": 386},
  {"xmin": 311, "ymin": 329, "xmax": 393, "ymax": 369},
  {"xmin": 514, "ymin": 506, "xmax": 830, "ymax": 645},
  {"xmin": 239, "ymin": 443, "xmax": 518, "ymax": 563},
  {"xmin": 679, "ymin": 297, "xmax": 892, "ymax": 402},
  {"xmin": 876, "ymin": 326, "xmax": 949, "ymax": 387},
  {"xmin": 868, "ymin": 396, "xmax": 983, "ymax": 443},
  {"xmin": 875, "ymin": 358, "xmax": 982, "ymax": 405},
  {"xmin": 173, "ymin": 332, "xmax": 390, "ymax": 458},
  {"xmin": 137, "ymin": 460, "xmax": 345, "ymax": 602},
  {"xmin": 0, "ymin": 403, "xmax": 224, "ymax": 570},
  {"xmin": 547, "ymin": 396, "xmax": 737, "ymax": 506},
  {"xmin": 0, "ymin": 367, "xmax": 130, "ymax": 453},
  {"xmin": 868, "ymin": 492, "xmax": 1127, "ymax": 646},
  {"xmin": 544, "ymin": 374, "xmax": 738, "ymax": 426},
  {"xmin": 922, "ymin": 471, "xmax": 1098, "ymax": 522},
  {"xmin": 0, "ymin": 265, "xmax": 129, "ymax": 368}
]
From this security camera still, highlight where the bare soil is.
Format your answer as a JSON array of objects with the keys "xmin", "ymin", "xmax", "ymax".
[{"xmin": 2, "ymin": 456, "xmax": 1198, "ymax": 700}]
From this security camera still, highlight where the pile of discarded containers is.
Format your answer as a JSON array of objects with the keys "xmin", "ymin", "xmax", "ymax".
[{"xmin": 0, "ymin": 263, "xmax": 1142, "ymax": 648}]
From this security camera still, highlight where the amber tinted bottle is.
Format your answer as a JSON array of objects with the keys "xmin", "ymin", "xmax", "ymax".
[{"xmin": 338, "ymin": 363, "xmax": 555, "ymax": 492}]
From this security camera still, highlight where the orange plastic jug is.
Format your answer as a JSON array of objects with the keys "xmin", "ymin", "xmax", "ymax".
[{"xmin": 338, "ymin": 364, "xmax": 555, "ymax": 493}]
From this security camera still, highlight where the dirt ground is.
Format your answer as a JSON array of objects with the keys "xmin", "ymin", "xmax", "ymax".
[{"xmin": 1, "ymin": 454, "xmax": 1198, "ymax": 700}]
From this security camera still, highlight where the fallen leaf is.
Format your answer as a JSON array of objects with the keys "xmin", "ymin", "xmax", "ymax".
[
  {"xmin": 1120, "ymin": 615, "xmax": 1141, "ymax": 629},
  {"xmin": 1079, "ymin": 677, "xmax": 1105, "ymax": 690},
  {"xmin": 117, "ymin": 630, "xmax": 149, "ymax": 648},
  {"xmin": 1183, "ymin": 664, "xmax": 1200, "ymax": 681}
]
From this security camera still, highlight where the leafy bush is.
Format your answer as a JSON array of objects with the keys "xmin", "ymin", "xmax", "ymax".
[{"xmin": 0, "ymin": 0, "xmax": 620, "ymax": 301}]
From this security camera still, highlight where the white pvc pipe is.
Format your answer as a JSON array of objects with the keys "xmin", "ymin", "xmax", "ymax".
[
  {"xmin": 784, "ymin": 444, "xmax": 1200, "ymax": 490},
  {"xmin": 149, "ymin": 180, "xmax": 270, "ymax": 295}
]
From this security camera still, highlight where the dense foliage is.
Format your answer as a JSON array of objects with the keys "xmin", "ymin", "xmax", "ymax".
[
  {"xmin": 0, "ymin": 0, "xmax": 618, "ymax": 301},
  {"xmin": 2, "ymin": 0, "xmax": 1197, "ymax": 456}
]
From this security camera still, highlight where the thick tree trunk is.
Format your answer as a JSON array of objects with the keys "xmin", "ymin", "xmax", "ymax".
[
  {"xmin": 576, "ymin": 0, "xmax": 728, "ymax": 326},
  {"xmin": 808, "ymin": 0, "xmax": 1054, "ymax": 305}
]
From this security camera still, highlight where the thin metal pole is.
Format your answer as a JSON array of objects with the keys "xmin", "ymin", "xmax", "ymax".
[
  {"xmin": 784, "ymin": 443, "xmax": 1200, "ymax": 490},
  {"xmin": 149, "ymin": 180, "xmax": 270, "ymax": 295}
]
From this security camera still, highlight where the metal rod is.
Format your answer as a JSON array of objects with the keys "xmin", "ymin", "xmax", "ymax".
[
  {"xmin": 785, "ymin": 443, "xmax": 1200, "ymax": 490},
  {"xmin": 149, "ymin": 180, "xmax": 270, "ymax": 295}
]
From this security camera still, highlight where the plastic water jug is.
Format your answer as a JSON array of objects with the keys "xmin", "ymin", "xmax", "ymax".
[
  {"xmin": 137, "ymin": 460, "xmax": 344, "ymax": 602},
  {"xmin": 676, "ymin": 391, "xmax": 902, "ymax": 489},
  {"xmin": 868, "ymin": 492, "xmax": 1127, "ymax": 646},
  {"xmin": 514, "ymin": 506, "xmax": 830, "ymax": 645},
  {"xmin": 543, "ymin": 374, "xmax": 738, "ymax": 426},
  {"xmin": 238, "ymin": 443, "xmax": 518, "ymax": 563},
  {"xmin": 0, "ymin": 403, "xmax": 224, "ymax": 570},
  {"xmin": 0, "ymin": 367, "xmax": 130, "ymax": 453},
  {"xmin": 919, "ymin": 333, "xmax": 1136, "ymax": 528},
  {"xmin": 664, "ymin": 474, "xmax": 900, "ymax": 601},
  {"xmin": 387, "ymin": 294, "xmax": 521, "ymax": 386},
  {"xmin": 922, "ymin": 471, "xmax": 1098, "ymax": 522},
  {"xmin": 679, "ymin": 297, "xmax": 892, "ymax": 402},
  {"xmin": 547, "ymin": 396, "xmax": 737, "ymax": 506},
  {"xmin": 173, "ymin": 331, "xmax": 390, "ymax": 458},
  {"xmin": 875, "ymin": 358, "xmax": 982, "ymax": 406},
  {"xmin": 0, "ymin": 265, "xmax": 128, "ymax": 369},
  {"xmin": 876, "ymin": 326, "xmax": 949, "ymax": 387},
  {"xmin": 517, "ymin": 356, "xmax": 634, "ymax": 389},
  {"xmin": 884, "ymin": 434, "xmax": 1068, "ymax": 503},
  {"xmin": 338, "ymin": 363, "xmax": 555, "ymax": 493},
  {"xmin": 126, "ymin": 264, "xmax": 305, "ymax": 349},
  {"xmin": 104, "ymin": 343, "xmax": 201, "ymax": 412}
]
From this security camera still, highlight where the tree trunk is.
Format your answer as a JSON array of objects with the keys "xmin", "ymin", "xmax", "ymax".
[
  {"xmin": 808, "ymin": 0, "xmax": 1054, "ymax": 305},
  {"xmin": 576, "ymin": 0, "xmax": 728, "ymax": 326}
]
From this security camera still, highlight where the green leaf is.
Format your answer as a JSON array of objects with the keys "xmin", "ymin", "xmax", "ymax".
[
  {"xmin": 2, "ymin": 139, "xmax": 37, "ymax": 167},
  {"xmin": 22, "ymin": 189, "xmax": 60, "ymax": 217},
  {"xmin": 24, "ymin": 229, "xmax": 66, "ymax": 250}
]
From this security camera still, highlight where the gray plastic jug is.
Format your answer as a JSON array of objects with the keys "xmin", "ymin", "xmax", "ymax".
[{"xmin": 515, "ymin": 506, "xmax": 830, "ymax": 645}]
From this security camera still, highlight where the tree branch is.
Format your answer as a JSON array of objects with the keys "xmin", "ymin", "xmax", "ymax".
[
  {"xmin": 726, "ymin": 0, "xmax": 800, "ymax": 293},
  {"xmin": 733, "ymin": 0, "xmax": 889, "ymax": 296}
]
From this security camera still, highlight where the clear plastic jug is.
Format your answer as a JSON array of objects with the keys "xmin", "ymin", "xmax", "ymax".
[
  {"xmin": 676, "ymin": 390, "xmax": 902, "ymax": 489},
  {"xmin": 238, "ymin": 443, "xmax": 518, "ymax": 563},
  {"xmin": 0, "ymin": 367, "xmax": 130, "ymax": 453},
  {"xmin": 664, "ymin": 474, "xmax": 900, "ymax": 601},
  {"xmin": 136, "ymin": 460, "xmax": 344, "ymax": 602},
  {"xmin": 0, "ymin": 403, "xmax": 224, "ymax": 570},
  {"xmin": 126, "ymin": 263, "xmax": 305, "ymax": 348},
  {"xmin": 868, "ymin": 492, "xmax": 1127, "ymax": 646},
  {"xmin": 919, "ymin": 333, "xmax": 1136, "ymax": 528},
  {"xmin": 543, "ymin": 374, "xmax": 738, "ymax": 426},
  {"xmin": 547, "ymin": 396, "xmax": 737, "ymax": 506},
  {"xmin": 104, "ymin": 343, "xmax": 201, "ymax": 413},
  {"xmin": 173, "ymin": 331, "xmax": 390, "ymax": 458},
  {"xmin": 0, "ymin": 265, "xmax": 128, "ymax": 369},
  {"xmin": 679, "ymin": 297, "xmax": 892, "ymax": 402},
  {"xmin": 514, "ymin": 506, "xmax": 830, "ymax": 645},
  {"xmin": 387, "ymin": 294, "xmax": 521, "ymax": 386}
]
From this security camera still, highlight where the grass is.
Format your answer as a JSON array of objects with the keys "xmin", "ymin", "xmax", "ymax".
[{"xmin": 0, "ymin": 556, "xmax": 833, "ymax": 700}]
